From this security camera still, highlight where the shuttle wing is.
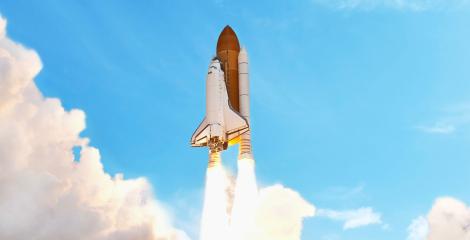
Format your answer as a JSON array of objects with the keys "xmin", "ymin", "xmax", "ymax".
[
  {"xmin": 224, "ymin": 103, "xmax": 249, "ymax": 141},
  {"xmin": 191, "ymin": 117, "xmax": 209, "ymax": 147}
]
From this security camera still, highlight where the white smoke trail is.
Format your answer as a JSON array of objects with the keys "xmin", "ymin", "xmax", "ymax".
[
  {"xmin": 199, "ymin": 163, "xmax": 231, "ymax": 240},
  {"xmin": 0, "ymin": 16, "xmax": 188, "ymax": 240},
  {"xmin": 230, "ymin": 158, "xmax": 258, "ymax": 240},
  {"xmin": 200, "ymin": 155, "xmax": 314, "ymax": 240}
]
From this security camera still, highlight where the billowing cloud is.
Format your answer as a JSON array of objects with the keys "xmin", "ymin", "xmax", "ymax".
[
  {"xmin": 408, "ymin": 197, "xmax": 470, "ymax": 240},
  {"xmin": 252, "ymin": 184, "xmax": 315, "ymax": 240},
  {"xmin": 407, "ymin": 216, "xmax": 429, "ymax": 240},
  {"xmin": 317, "ymin": 207, "xmax": 382, "ymax": 229},
  {"xmin": 0, "ymin": 16, "xmax": 188, "ymax": 240},
  {"xmin": 426, "ymin": 197, "xmax": 470, "ymax": 240},
  {"xmin": 312, "ymin": 0, "xmax": 470, "ymax": 11}
]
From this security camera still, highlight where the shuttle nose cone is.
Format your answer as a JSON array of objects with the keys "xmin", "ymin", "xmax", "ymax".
[
  {"xmin": 216, "ymin": 25, "xmax": 240, "ymax": 52},
  {"xmin": 209, "ymin": 59, "xmax": 221, "ymax": 69}
]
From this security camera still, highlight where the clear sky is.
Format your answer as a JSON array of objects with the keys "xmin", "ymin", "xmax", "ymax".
[{"xmin": 1, "ymin": 0, "xmax": 470, "ymax": 239}]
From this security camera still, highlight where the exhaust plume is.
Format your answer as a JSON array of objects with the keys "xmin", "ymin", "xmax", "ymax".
[
  {"xmin": 199, "ymin": 156, "xmax": 315, "ymax": 240},
  {"xmin": 230, "ymin": 158, "xmax": 258, "ymax": 240},
  {"xmin": 200, "ymin": 154, "xmax": 231, "ymax": 240}
]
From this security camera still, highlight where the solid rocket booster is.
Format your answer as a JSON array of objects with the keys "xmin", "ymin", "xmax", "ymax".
[
  {"xmin": 191, "ymin": 25, "xmax": 253, "ymax": 164},
  {"xmin": 238, "ymin": 48, "xmax": 253, "ymax": 160}
]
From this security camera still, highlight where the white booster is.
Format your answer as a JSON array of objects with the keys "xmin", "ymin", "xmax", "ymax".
[{"xmin": 238, "ymin": 48, "xmax": 253, "ymax": 160}]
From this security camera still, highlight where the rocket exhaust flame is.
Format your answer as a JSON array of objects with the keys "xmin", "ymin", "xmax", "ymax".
[
  {"xmin": 200, "ymin": 159, "xmax": 231, "ymax": 240},
  {"xmin": 208, "ymin": 151, "xmax": 221, "ymax": 168}
]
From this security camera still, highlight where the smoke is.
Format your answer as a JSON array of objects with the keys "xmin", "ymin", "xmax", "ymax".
[
  {"xmin": 230, "ymin": 159, "xmax": 258, "ymax": 240},
  {"xmin": 199, "ymin": 165, "xmax": 231, "ymax": 240},
  {"xmin": 0, "ymin": 16, "xmax": 188, "ymax": 240},
  {"xmin": 200, "ymin": 158, "xmax": 315, "ymax": 240}
]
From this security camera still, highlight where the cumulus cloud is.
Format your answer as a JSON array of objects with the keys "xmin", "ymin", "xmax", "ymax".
[
  {"xmin": 0, "ymin": 16, "xmax": 188, "ymax": 240},
  {"xmin": 312, "ymin": 0, "xmax": 470, "ymax": 11},
  {"xmin": 316, "ymin": 207, "xmax": 382, "ymax": 229},
  {"xmin": 408, "ymin": 197, "xmax": 470, "ymax": 240},
  {"xmin": 407, "ymin": 216, "xmax": 429, "ymax": 240},
  {"xmin": 252, "ymin": 184, "xmax": 315, "ymax": 240},
  {"xmin": 426, "ymin": 197, "xmax": 470, "ymax": 240}
]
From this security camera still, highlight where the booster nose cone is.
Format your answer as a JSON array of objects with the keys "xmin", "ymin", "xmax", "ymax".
[{"xmin": 216, "ymin": 25, "xmax": 240, "ymax": 52}]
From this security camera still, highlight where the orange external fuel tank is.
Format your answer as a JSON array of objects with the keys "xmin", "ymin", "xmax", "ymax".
[{"xmin": 216, "ymin": 25, "xmax": 241, "ymax": 112}]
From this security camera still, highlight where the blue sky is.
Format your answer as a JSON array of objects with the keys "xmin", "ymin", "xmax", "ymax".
[{"xmin": 1, "ymin": 0, "xmax": 470, "ymax": 239}]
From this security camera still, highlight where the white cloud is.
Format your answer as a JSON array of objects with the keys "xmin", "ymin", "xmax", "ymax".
[
  {"xmin": 252, "ymin": 184, "xmax": 316, "ymax": 240},
  {"xmin": 409, "ymin": 197, "xmax": 470, "ymax": 240},
  {"xmin": 407, "ymin": 216, "xmax": 429, "ymax": 240},
  {"xmin": 312, "ymin": 0, "xmax": 470, "ymax": 11},
  {"xmin": 0, "ymin": 16, "xmax": 188, "ymax": 240},
  {"xmin": 316, "ymin": 207, "xmax": 382, "ymax": 229},
  {"xmin": 427, "ymin": 197, "xmax": 470, "ymax": 240}
]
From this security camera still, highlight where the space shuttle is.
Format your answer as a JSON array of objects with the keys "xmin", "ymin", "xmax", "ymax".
[{"xmin": 191, "ymin": 26, "xmax": 253, "ymax": 165}]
